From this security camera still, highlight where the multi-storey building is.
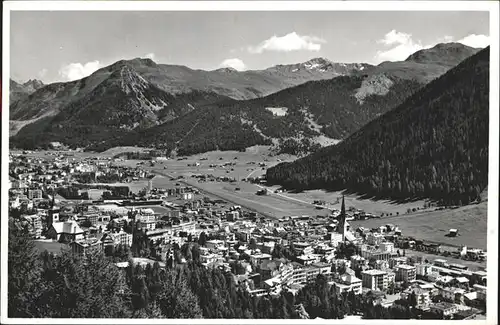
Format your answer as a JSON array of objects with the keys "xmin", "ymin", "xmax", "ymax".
[
  {"xmin": 366, "ymin": 233, "xmax": 385, "ymax": 246},
  {"xmin": 249, "ymin": 253, "xmax": 272, "ymax": 268},
  {"xmin": 360, "ymin": 248, "xmax": 392, "ymax": 261},
  {"xmin": 395, "ymin": 264, "xmax": 417, "ymax": 282},
  {"xmin": 401, "ymin": 288, "xmax": 431, "ymax": 307},
  {"xmin": 439, "ymin": 287, "xmax": 465, "ymax": 304},
  {"xmin": 71, "ymin": 238, "xmax": 103, "ymax": 257},
  {"xmin": 389, "ymin": 256, "xmax": 408, "ymax": 269},
  {"xmin": 416, "ymin": 263, "xmax": 434, "ymax": 277},
  {"xmin": 293, "ymin": 242, "xmax": 314, "ymax": 255},
  {"xmin": 361, "ymin": 269, "xmax": 389, "ymax": 291},
  {"xmin": 27, "ymin": 189, "xmax": 43, "ymax": 200},
  {"xmin": 379, "ymin": 241, "xmax": 395, "ymax": 253},
  {"xmin": 374, "ymin": 259, "xmax": 390, "ymax": 271},
  {"xmin": 23, "ymin": 214, "xmax": 43, "ymax": 238},
  {"xmin": 291, "ymin": 263, "xmax": 307, "ymax": 285},
  {"xmin": 109, "ymin": 230, "xmax": 133, "ymax": 247}
]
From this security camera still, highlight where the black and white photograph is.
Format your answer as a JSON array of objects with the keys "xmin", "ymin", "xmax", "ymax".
[{"xmin": 1, "ymin": 1, "xmax": 498, "ymax": 324}]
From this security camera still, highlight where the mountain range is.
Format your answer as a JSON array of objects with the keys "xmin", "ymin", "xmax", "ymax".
[
  {"xmin": 10, "ymin": 79, "xmax": 45, "ymax": 103},
  {"xmin": 10, "ymin": 42, "xmax": 481, "ymax": 155},
  {"xmin": 267, "ymin": 47, "xmax": 490, "ymax": 205}
]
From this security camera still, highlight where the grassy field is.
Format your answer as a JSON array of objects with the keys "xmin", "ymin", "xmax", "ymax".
[
  {"xmin": 127, "ymin": 150, "xmax": 434, "ymax": 219},
  {"xmin": 33, "ymin": 240, "xmax": 70, "ymax": 255},
  {"xmin": 350, "ymin": 202, "xmax": 488, "ymax": 250},
  {"xmin": 403, "ymin": 250, "xmax": 486, "ymax": 271}
]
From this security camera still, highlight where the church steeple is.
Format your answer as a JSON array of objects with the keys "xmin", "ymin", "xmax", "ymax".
[
  {"xmin": 341, "ymin": 195, "xmax": 345, "ymax": 217},
  {"xmin": 51, "ymin": 187, "xmax": 55, "ymax": 208},
  {"xmin": 338, "ymin": 195, "xmax": 346, "ymax": 241}
]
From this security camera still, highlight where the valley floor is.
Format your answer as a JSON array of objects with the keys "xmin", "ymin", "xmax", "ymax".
[
  {"xmin": 18, "ymin": 147, "xmax": 489, "ymax": 254},
  {"xmin": 350, "ymin": 202, "xmax": 488, "ymax": 250}
]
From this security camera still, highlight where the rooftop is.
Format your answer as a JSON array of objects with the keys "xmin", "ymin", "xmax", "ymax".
[{"xmin": 362, "ymin": 269, "xmax": 387, "ymax": 276}]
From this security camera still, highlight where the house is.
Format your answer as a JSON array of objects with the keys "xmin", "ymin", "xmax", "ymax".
[
  {"xmin": 472, "ymin": 284, "xmax": 487, "ymax": 301},
  {"xmin": 349, "ymin": 254, "xmax": 365, "ymax": 268},
  {"xmin": 296, "ymin": 254, "xmax": 321, "ymax": 265},
  {"xmin": 206, "ymin": 239, "xmax": 225, "ymax": 251},
  {"xmin": 23, "ymin": 214, "xmax": 43, "ymax": 238},
  {"xmin": 293, "ymin": 242, "xmax": 314, "ymax": 255},
  {"xmin": 439, "ymin": 287, "xmax": 466, "ymax": 304},
  {"xmin": 330, "ymin": 272, "xmax": 363, "ymax": 295},
  {"xmin": 401, "ymin": 287, "xmax": 431, "ymax": 307},
  {"xmin": 389, "ymin": 256, "xmax": 408, "ymax": 269},
  {"xmin": 46, "ymin": 221, "xmax": 85, "ymax": 243},
  {"xmin": 430, "ymin": 302, "xmax": 459, "ymax": 318},
  {"xmin": 453, "ymin": 277, "xmax": 470, "ymax": 288},
  {"xmin": 71, "ymin": 238, "xmax": 103, "ymax": 256},
  {"xmin": 249, "ymin": 252, "xmax": 272, "ymax": 267},
  {"xmin": 106, "ymin": 230, "xmax": 133, "ymax": 247},
  {"xmin": 366, "ymin": 233, "xmax": 384, "ymax": 245}
]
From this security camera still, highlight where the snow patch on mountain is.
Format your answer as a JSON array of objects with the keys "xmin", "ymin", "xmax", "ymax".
[
  {"xmin": 305, "ymin": 63, "xmax": 321, "ymax": 70},
  {"xmin": 265, "ymin": 107, "xmax": 288, "ymax": 116}
]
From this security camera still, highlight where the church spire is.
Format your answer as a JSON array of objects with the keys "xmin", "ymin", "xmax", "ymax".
[
  {"xmin": 51, "ymin": 187, "xmax": 55, "ymax": 208},
  {"xmin": 341, "ymin": 195, "xmax": 345, "ymax": 217},
  {"xmin": 338, "ymin": 195, "xmax": 346, "ymax": 241}
]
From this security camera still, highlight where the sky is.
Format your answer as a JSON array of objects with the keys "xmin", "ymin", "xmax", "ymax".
[{"xmin": 9, "ymin": 11, "xmax": 490, "ymax": 84}]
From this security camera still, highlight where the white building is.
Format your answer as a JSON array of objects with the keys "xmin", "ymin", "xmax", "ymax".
[
  {"xmin": 361, "ymin": 269, "xmax": 389, "ymax": 291},
  {"xmin": 331, "ymin": 273, "xmax": 363, "ymax": 295},
  {"xmin": 380, "ymin": 241, "xmax": 395, "ymax": 253},
  {"xmin": 395, "ymin": 264, "xmax": 417, "ymax": 282}
]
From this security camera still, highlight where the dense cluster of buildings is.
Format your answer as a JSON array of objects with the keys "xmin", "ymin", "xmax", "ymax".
[{"xmin": 8, "ymin": 152, "xmax": 488, "ymax": 319}]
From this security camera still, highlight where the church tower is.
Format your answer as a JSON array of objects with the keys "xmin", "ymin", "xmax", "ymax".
[
  {"xmin": 47, "ymin": 188, "xmax": 60, "ymax": 226},
  {"xmin": 338, "ymin": 195, "xmax": 347, "ymax": 241}
]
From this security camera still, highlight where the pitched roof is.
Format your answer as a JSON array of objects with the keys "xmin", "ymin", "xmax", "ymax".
[{"xmin": 51, "ymin": 221, "xmax": 84, "ymax": 234}]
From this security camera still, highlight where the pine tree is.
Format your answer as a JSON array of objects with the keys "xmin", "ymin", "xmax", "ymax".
[{"xmin": 8, "ymin": 219, "xmax": 47, "ymax": 317}]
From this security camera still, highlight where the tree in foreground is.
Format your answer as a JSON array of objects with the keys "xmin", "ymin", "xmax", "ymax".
[{"xmin": 8, "ymin": 219, "xmax": 47, "ymax": 317}]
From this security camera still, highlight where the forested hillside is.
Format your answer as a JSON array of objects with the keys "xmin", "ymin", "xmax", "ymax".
[
  {"xmin": 105, "ymin": 74, "xmax": 421, "ymax": 156},
  {"xmin": 10, "ymin": 64, "xmax": 232, "ymax": 150},
  {"xmin": 267, "ymin": 47, "xmax": 490, "ymax": 205}
]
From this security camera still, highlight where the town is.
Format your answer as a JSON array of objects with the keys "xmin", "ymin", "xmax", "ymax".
[{"xmin": 8, "ymin": 150, "xmax": 488, "ymax": 320}]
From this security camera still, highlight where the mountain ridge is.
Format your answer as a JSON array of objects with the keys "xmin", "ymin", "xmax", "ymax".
[{"xmin": 10, "ymin": 42, "xmax": 482, "ymax": 155}]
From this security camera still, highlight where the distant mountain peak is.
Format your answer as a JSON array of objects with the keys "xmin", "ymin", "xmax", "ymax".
[
  {"xmin": 304, "ymin": 57, "xmax": 332, "ymax": 65},
  {"xmin": 23, "ymin": 79, "xmax": 44, "ymax": 89},
  {"xmin": 405, "ymin": 42, "xmax": 480, "ymax": 66}
]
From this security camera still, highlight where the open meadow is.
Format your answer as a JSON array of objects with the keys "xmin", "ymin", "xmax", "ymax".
[
  {"xmin": 349, "ymin": 202, "xmax": 488, "ymax": 250},
  {"xmin": 132, "ymin": 149, "xmax": 435, "ymax": 219}
]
